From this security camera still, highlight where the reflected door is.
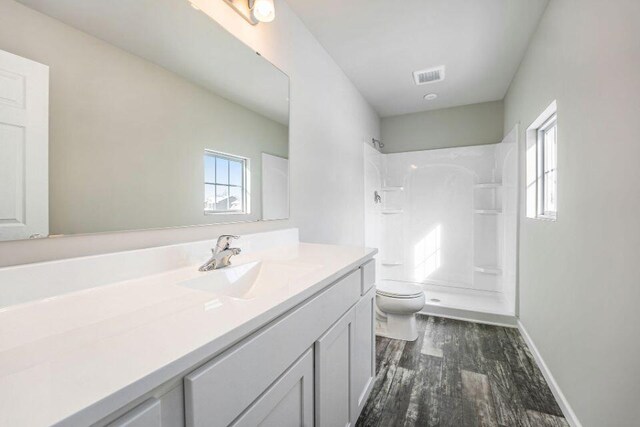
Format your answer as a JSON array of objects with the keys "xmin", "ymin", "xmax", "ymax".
[
  {"xmin": 0, "ymin": 50, "xmax": 48, "ymax": 241},
  {"xmin": 262, "ymin": 153, "xmax": 289, "ymax": 220}
]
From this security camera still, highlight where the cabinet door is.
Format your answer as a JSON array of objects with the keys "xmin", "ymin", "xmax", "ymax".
[
  {"xmin": 315, "ymin": 307, "xmax": 356, "ymax": 427},
  {"xmin": 232, "ymin": 348, "xmax": 314, "ymax": 427},
  {"xmin": 351, "ymin": 288, "xmax": 376, "ymax": 424},
  {"xmin": 108, "ymin": 399, "xmax": 161, "ymax": 427}
]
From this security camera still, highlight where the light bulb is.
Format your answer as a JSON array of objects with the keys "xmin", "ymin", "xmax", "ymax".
[{"xmin": 252, "ymin": 0, "xmax": 275, "ymax": 22}]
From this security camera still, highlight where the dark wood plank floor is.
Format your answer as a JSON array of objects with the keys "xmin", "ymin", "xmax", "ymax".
[{"xmin": 356, "ymin": 315, "xmax": 568, "ymax": 427}]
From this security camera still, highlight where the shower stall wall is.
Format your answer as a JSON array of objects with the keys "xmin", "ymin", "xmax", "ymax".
[{"xmin": 364, "ymin": 129, "xmax": 518, "ymax": 320}]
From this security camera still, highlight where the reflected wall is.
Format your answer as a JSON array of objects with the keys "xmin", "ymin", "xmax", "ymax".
[{"xmin": 0, "ymin": 0, "xmax": 289, "ymax": 242}]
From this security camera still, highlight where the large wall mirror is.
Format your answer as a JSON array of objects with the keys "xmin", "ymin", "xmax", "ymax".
[{"xmin": 0, "ymin": 0, "xmax": 289, "ymax": 242}]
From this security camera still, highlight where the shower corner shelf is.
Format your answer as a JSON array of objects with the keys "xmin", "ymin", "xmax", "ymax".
[
  {"xmin": 381, "ymin": 260, "xmax": 403, "ymax": 266},
  {"xmin": 474, "ymin": 265, "xmax": 503, "ymax": 275},
  {"xmin": 474, "ymin": 182, "xmax": 502, "ymax": 189},
  {"xmin": 381, "ymin": 186, "xmax": 404, "ymax": 192},
  {"xmin": 474, "ymin": 209, "xmax": 502, "ymax": 215},
  {"xmin": 381, "ymin": 209, "xmax": 404, "ymax": 215}
]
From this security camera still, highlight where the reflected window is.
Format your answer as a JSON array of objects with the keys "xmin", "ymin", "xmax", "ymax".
[{"xmin": 204, "ymin": 151, "xmax": 248, "ymax": 214}]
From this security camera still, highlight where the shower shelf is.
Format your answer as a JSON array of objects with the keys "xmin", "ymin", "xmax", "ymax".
[
  {"xmin": 474, "ymin": 183, "xmax": 502, "ymax": 189},
  {"xmin": 381, "ymin": 186, "xmax": 404, "ymax": 192},
  {"xmin": 381, "ymin": 209, "xmax": 404, "ymax": 215},
  {"xmin": 381, "ymin": 260, "xmax": 403, "ymax": 266},
  {"xmin": 474, "ymin": 265, "xmax": 503, "ymax": 275},
  {"xmin": 474, "ymin": 209, "xmax": 502, "ymax": 214}
]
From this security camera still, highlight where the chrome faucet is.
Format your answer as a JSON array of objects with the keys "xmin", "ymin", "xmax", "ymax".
[{"xmin": 198, "ymin": 235, "xmax": 242, "ymax": 271}]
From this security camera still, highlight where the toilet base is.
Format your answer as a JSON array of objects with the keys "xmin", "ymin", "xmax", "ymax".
[{"xmin": 375, "ymin": 312, "xmax": 419, "ymax": 341}]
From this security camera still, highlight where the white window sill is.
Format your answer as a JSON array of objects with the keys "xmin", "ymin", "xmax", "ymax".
[{"xmin": 204, "ymin": 211, "xmax": 249, "ymax": 216}]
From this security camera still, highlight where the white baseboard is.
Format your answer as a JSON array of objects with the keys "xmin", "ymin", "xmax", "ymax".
[{"xmin": 517, "ymin": 320, "xmax": 582, "ymax": 427}]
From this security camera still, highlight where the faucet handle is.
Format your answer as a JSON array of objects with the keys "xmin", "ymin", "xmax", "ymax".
[{"xmin": 215, "ymin": 234, "xmax": 240, "ymax": 253}]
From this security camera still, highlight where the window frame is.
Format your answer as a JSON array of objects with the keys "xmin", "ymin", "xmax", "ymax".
[
  {"xmin": 536, "ymin": 113, "xmax": 557, "ymax": 220},
  {"xmin": 203, "ymin": 150, "xmax": 249, "ymax": 215},
  {"xmin": 525, "ymin": 100, "xmax": 558, "ymax": 221}
]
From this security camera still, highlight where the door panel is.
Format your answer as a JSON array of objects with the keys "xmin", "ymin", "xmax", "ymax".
[
  {"xmin": 352, "ymin": 287, "xmax": 376, "ymax": 423},
  {"xmin": 0, "ymin": 49, "xmax": 49, "ymax": 241},
  {"xmin": 315, "ymin": 307, "xmax": 356, "ymax": 427},
  {"xmin": 108, "ymin": 399, "xmax": 161, "ymax": 427},
  {"xmin": 232, "ymin": 349, "xmax": 313, "ymax": 427}
]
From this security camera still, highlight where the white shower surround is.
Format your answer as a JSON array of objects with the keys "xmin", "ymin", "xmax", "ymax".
[{"xmin": 365, "ymin": 130, "xmax": 518, "ymax": 317}]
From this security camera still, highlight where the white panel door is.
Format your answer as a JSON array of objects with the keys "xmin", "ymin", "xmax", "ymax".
[
  {"xmin": 315, "ymin": 307, "xmax": 356, "ymax": 427},
  {"xmin": 0, "ymin": 49, "xmax": 48, "ymax": 241},
  {"xmin": 261, "ymin": 153, "xmax": 289, "ymax": 220}
]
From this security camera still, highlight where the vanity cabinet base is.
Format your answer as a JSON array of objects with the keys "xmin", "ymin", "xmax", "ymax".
[
  {"xmin": 184, "ymin": 269, "xmax": 361, "ymax": 427},
  {"xmin": 97, "ymin": 259, "xmax": 375, "ymax": 427}
]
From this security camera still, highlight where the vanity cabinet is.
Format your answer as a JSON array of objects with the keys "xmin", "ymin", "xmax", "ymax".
[
  {"xmin": 185, "ymin": 267, "xmax": 362, "ymax": 427},
  {"xmin": 97, "ymin": 259, "xmax": 376, "ymax": 427}
]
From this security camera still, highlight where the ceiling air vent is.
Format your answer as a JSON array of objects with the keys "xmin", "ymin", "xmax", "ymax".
[{"xmin": 413, "ymin": 66, "xmax": 445, "ymax": 85}]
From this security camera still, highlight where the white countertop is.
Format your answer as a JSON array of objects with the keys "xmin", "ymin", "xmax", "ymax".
[{"xmin": 0, "ymin": 242, "xmax": 376, "ymax": 426}]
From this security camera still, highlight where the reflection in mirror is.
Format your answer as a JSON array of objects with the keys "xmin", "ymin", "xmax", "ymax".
[
  {"xmin": 0, "ymin": 0, "xmax": 289, "ymax": 242},
  {"xmin": 262, "ymin": 153, "xmax": 289, "ymax": 220},
  {"xmin": 204, "ymin": 151, "xmax": 249, "ymax": 214}
]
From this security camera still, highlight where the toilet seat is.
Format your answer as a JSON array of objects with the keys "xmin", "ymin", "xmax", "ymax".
[{"xmin": 376, "ymin": 281, "xmax": 423, "ymax": 299}]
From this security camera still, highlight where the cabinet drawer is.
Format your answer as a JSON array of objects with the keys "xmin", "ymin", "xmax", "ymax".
[
  {"xmin": 360, "ymin": 259, "xmax": 375, "ymax": 295},
  {"xmin": 184, "ymin": 268, "xmax": 361, "ymax": 427},
  {"xmin": 107, "ymin": 399, "xmax": 161, "ymax": 427}
]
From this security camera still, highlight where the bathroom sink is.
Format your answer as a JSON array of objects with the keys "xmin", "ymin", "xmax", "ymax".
[{"xmin": 179, "ymin": 260, "xmax": 322, "ymax": 300}]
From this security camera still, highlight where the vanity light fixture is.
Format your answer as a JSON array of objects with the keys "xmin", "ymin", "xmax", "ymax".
[
  {"xmin": 252, "ymin": 0, "xmax": 275, "ymax": 22},
  {"xmin": 222, "ymin": 0, "xmax": 275, "ymax": 25}
]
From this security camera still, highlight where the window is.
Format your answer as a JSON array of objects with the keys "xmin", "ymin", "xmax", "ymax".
[
  {"xmin": 537, "ymin": 114, "xmax": 557, "ymax": 218},
  {"xmin": 526, "ymin": 101, "xmax": 558, "ymax": 220},
  {"xmin": 204, "ymin": 151, "xmax": 248, "ymax": 214}
]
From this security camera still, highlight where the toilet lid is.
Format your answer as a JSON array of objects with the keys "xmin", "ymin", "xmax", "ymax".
[{"xmin": 376, "ymin": 281, "xmax": 423, "ymax": 298}]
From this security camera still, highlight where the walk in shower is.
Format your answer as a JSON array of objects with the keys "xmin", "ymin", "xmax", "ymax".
[{"xmin": 364, "ymin": 129, "xmax": 519, "ymax": 323}]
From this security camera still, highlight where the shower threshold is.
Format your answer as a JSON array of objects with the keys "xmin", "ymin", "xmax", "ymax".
[
  {"xmin": 422, "ymin": 283, "xmax": 516, "ymax": 326},
  {"xmin": 383, "ymin": 280, "xmax": 517, "ymax": 327}
]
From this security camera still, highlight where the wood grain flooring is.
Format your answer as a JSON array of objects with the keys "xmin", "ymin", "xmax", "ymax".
[{"xmin": 356, "ymin": 315, "xmax": 568, "ymax": 427}]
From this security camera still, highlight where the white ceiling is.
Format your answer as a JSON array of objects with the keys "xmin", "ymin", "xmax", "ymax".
[
  {"xmin": 286, "ymin": 0, "xmax": 548, "ymax": 117},
  {"xmin": 17, "ymin": 0, "xmax": 290, "ymax": 124}
]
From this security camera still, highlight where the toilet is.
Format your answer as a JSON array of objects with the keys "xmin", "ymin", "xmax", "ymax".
[{"xmin": 375, "ymin": 280, "xmax": 426, "ymax": 341}]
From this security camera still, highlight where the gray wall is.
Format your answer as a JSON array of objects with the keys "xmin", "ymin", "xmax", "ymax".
[
  {"xmin": 381, "ymin": 101, "xmax": 503, "ymax": 153},
  {"xmin": 0, "ymin": 0, "xmax": 288, "ymax": 235},
  {"xmin": 0, "ymin": 0, "xmax": 380, "ymax": 266},
  {"xmin": 504, "ymin": 0, "xmax": 640, "ymax": 425}
]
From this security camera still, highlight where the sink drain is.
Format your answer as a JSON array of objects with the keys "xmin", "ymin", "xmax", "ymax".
[{"xmin": 429, "ymin": 298, "xmax": 441, "ymax": 303}]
